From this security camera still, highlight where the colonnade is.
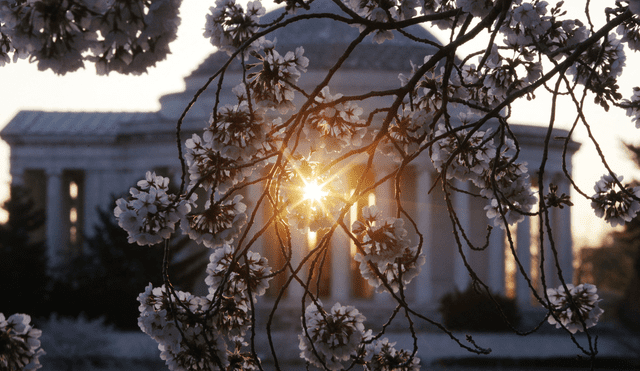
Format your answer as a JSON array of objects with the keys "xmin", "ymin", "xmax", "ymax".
[
  {"xmin": 10, "ymin": 157, "xmax": 574, "ymax": 311},
  {"xmin": 254, "ymin": 162, "xmax": 575, "ymax": 311}
]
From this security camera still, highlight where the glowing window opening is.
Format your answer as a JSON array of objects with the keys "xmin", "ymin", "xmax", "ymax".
[
  {"xmin": 69, "ymin": 207, "xmax": 77, "ymax": 223},
  {"xmin": 69, "ymin": 181, "xmax": 78, "ymax": 199},
  {"xmin": 70, "ymin": 226, "xmax": 77, "ymax": 244}
]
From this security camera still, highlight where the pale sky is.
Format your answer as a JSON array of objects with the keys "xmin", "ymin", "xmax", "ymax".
[{"xmin": 1, "ymin": 1, "xmax": 639, "ymax": 249}]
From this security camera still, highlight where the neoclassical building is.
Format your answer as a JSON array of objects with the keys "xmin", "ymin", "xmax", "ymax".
[{"xmin": 1, "ymin": 6, "xmax": 579, "ymax": 314}]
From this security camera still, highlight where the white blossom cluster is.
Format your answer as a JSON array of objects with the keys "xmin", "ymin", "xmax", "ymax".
[
  {"xmin": 304, "ymin": 86, "xmax": 367, "ymax": 153},
  {"xmin": 431, "ymin": 123, "xmax": 536, "ymax": 229},
  {"xmin": 205, "ymin": 244, "xmax": 272, "ymax": 305},
  {"xmin": 456, "ymin": 0, "xmax": 493, "ymax": 19},
  {"xmin": 299, "ymin": 301, "xmax": 367, "ymax": 370},
  {"xmin": 137, "ymin": 284, "xmax": 229, "ymax": 371},
  {"xmin": 431, "ymin": 123, "xmax": 496, "ymax": 183},
  {"xmin": 246, "ymin": 40, "xmax": 309, "ymax": 113},
  {"xmin": 343, "ymin": 0, "xmax": 393, "ymax": 43},
  {"xmin": 299, "ymin": 302, "xmax": 420, "ymax": 370},
  {"xmin": 0, "ymin": 313, "xmax": 44, "ymax": 370},
  {"xmin": 183, "ymin": 39, "xmax": 308, "ymax": 196},
  {"xmin": 566, "ymin": 33, "xmax": 626, "ymax": 110},
  {"xmin": 135, "ymin": 239, "xmax": 272, "ymax": 368},
  {"xmin": 379, "ymin": 107, "xmax": 432, "ymax": 163},
  {"xmin": 590, "ymin": 173, "xmax": 640, "ymax": 227},
  {"xmin": 0, "ymin": 0, "xmax": 181, "ymax": 74},
  {"xmin": 180, "ymin": 194, "xmax": 247, "ymax": 249},
  {"xmin": 206, "ymin": 100, "xmax": 265, "ymax": 162},
  {"xmin": 621, "ymin": 87, "xmax": 640, "ymax": 128},
  {"xmin": 546, "ymin": 283, "xmax": 604, "ymax": 334},
  {"xmin": 185, "ymin": 132, "xmax": 251, "ymax": 194},
  {"xmin": 618, "ymin": 2, "xmax": 640, "ymax": 51},
  {"xmin": 364, "ymin": 337, "xmax": 421, "ymax": 371},
  {"xmin": 114, "ymin": 171, "xmax": 194, "ymax": 246},
  {"xmin": 138, "ymin": 246, "xmax": 271, "ymax": 371},
  {"xmin": 204, "ymin": 0, "xmax": 266, "ymax": 56},
  {"xmin": 352, "ymin": 206, "xmax": 426, "ymax": 293}
]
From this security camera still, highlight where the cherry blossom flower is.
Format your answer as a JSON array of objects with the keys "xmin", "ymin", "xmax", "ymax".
[
  {"xmin": 0, "ymin": 313, "xmax": 45, "ymax": 370},
  {"xmin": 591, "ymin": 173, "xmax": 640, "ymax": 227},
  {"xmin": 246, "ymin": 42, "xmax": 309, "ymax": 113},
  {"xmin": 567, "ymin": 33, "xmax": 626, "ymax": 110},
  {"xmin": 114, "ymin": 172, "xmax": 194, "ymax": 246},
  {"xmin": 407, "ymin": 61, "xmax": 469, "ymax": 111},
  {"xmin": 618, "ymin": 19, "xmax": 640, "ymax": 52},
  {"xmin": 184, "ymin": 133, "xmax": 250, "ymax": 193},
  {"xmin": 0, "ymin": 0, "xmax": 180, "ymax": 74},
  {"xmin": 355, "ymin": 243, "xmax": 426, "ymax": 293},
  {"xmin": 204, "ymin": 0, "xmax": 266, "ymax": 56},
  {"xmin": 137, "ymin": 284, "xmax": 229, "ymax": 371},
  {"xmin": 352, "ymin": 205, "xmax": 411, "ymax": 264},
  {"xmin": 227, "ymin": 337, "xmax": 260, "ymax": 370},
  {"xmin": 621, "ymin": 87, "xmax": 640, "ymax": 127},
  {"xmin": 429, "ymin": 120, "xmax": 537, "ymax": 229},
  {"xmin": 480, "ymin": 159, "xmax": 536, "ymax": 229},
  {"xmin": 421, "ymin": 0, "xmax": 457, "ymax": 29},
  {"xmin": 206, "ymin": 101, "xmax": 265, "ymax": 161},
  {"xmin": 546, "ymin": 283, "xmax": 604, "ymax": 334},
  {"xmin": 397, "ymin": 0, "xmax": 420, "ymax": 21},
  {"xmin": 431, "ymin": 123, "xmax": 496, "ymax": 184},
  {"xmin": 456, "ymin": 0, "xmax": 494, "ymax": 18},
  {"xmin": 205, "ymin": 244, "xmax": 272, "ymax": 303},
  {"xmin": 0, "ymin": 0, "xmax": 94, "ymax": 74},
  {"xmin": 90, "ymin": 0, "xmax": 181, "ymax": 75},
  {"xmin": 344, "ymin": 0, "xmax": 395, "ymax": 43},
  {"xmin": 206, "ymin": 296, "xmax": 251, "ymax": 338},
  {"xmin": 510, "ymin": 1, "xmax": 551, "ymax": 37},
  {"xmin": 180, "ymin": 194, "xmax": 247, "ymax": 248},
  {"xmin": 299, "ymin": 301, "xmax": 367, "ymax": 370},
  {"xmin": 352, "ymin": 206, "xmax": 426, "ymax": 292},
  {"xmin": 364, "ymin": 337, "xmax": 420, "ymax": 371},
  {"xmin": 305, "ymin": 86, "xmax": 367, "ymax": 153},
  {"xmin": 379, "ymin": 107, "xmax": 432, "ymax": 162}
]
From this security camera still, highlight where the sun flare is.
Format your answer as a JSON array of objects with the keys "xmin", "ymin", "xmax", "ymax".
[{"xmin": 302, "ymin": 179, "xmax": 328, "ymax": 203}]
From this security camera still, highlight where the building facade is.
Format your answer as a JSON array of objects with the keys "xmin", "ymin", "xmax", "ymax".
[{"xmin": 1, "ymin": 9, "xmax": 579, "ymax": 314}]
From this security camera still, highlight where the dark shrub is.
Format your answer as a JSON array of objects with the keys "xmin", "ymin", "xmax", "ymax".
[
  {"xmin": 0, "ymin": 186, "xmax": 48, "ymax": 317},
  {"xmin": 439, "ymin": 284, "xmax": 520, "ymax": 332},
  {"xmin": 49, "ymin": 202, "xmax": 208, "ymax": 330}
]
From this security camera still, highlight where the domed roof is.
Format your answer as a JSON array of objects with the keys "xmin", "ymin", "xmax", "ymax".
[
  {"xmin": 189, "ymin": 3, "xmax": 441, "ymax": 78},
  {"xmin": 159, "ymin": 3, "xmax": 443, "ymax": 122}
]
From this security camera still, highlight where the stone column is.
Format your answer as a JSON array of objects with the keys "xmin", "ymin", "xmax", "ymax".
[
  {"xmin": 288, "ymin": 227, "xmax": 306, "ymax": 301},
  {"xmin": 83, "ymin": 170, "xmax": 102, "ymax": 238},
  {"xmin": 488, "ymin": 222, "xmax": 505, "ymax": 295},
  {"xmin": 453, "ymin": 180, "xmax": 471, "ymax": 291},
  {"xmin": 374, "ymin": 172, "xmax": 393, "ymax": 304},
  {"xmin": 415, "ymin": 165, "xmax": 433, "ymax": 306},
  {"xmin": 331, "ymin": 226, "xmax": 350, "ymax": 302},
  {"xmin": 550, "ymin": 175, "xmax": 574, "ymax": 287},
  {"xmin": 46, "ymin": 168, "xmax": 64, "ymax": 269},
  {"xmin": 516, "ymin": 215, "xmax": 532, "ymax": 308}
]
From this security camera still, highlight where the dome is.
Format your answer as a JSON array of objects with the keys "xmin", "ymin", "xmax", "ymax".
[
  {"xmin": 188, "ymin": 3, "xmax": 441, "ymax": 77},
  {"xmin": 159, "ymin": 3, "xmax": 441, "ymax": 122}
]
